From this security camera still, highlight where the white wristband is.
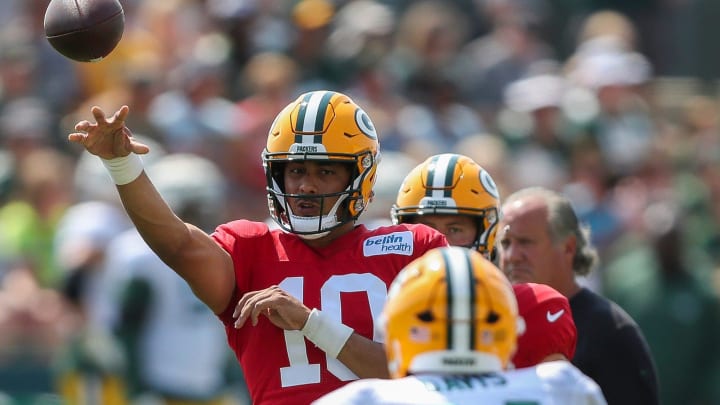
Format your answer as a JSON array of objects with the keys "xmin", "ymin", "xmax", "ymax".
[
  {"xmin": 301, "ymin": 309, "xmax": 354, "ymax": 358},
  {"xmin": 101, "ymin": 154, "xmax": 144, "ymax": 185}
]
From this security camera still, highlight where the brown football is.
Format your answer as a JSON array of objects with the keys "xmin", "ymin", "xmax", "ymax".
[{"xmin": 44, "ymin": 0, "xmax": 125, "ymax": 63}]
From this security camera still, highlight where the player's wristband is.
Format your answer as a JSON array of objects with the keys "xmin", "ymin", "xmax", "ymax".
[
  {"xmin": 301, "ymin": 308, "xmax": 354, "ymax": 358},
  {"xmin": 101, "ymin": 154, "xmax": 144, "ymax": 185}
]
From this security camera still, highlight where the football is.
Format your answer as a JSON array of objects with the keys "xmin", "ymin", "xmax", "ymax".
[{"xmin": 44, "ymin": 0, "xmax": 125, "ymax": 62}]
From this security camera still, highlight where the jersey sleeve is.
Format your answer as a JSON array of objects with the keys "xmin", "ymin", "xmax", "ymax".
[
  {"xmin": 512, "ymin": 283, "xmax": 577, "ymax": 368},
  {"xmin": 211, "ymin": 219, "xmax": 270, "ymax": 253},
  {"xmin": 210, "ymin": 219, "xmax": 270, "ymax": 321}
]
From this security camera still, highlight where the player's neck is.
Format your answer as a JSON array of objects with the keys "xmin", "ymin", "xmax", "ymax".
[
  {"xmin": 563, "ymin": 280, "xmax": 583, "ymax": 299},
  {"xmin": 300, "ymin": 222, "xmax": 356, "ymax": 249}
]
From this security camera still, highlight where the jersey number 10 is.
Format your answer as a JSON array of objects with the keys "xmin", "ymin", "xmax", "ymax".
[{"xmin": 278, "ymin": 274, "xmax": 387, "ymax": 387}]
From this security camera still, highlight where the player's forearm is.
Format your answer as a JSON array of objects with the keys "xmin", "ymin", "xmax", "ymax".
[
  {"xmin": 112, "ymin": 165, "xmax": 235, "ymax": 313},
  {"xmin": 116, "ymin": 172, "xmax": 191, "ymax": 259},
  {"xmin": 337, "ymin": 334, "xmax": 390, "ymax": 379}
]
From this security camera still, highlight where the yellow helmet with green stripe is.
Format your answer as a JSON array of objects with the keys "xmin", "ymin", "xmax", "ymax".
[
  {"xmin": 263, "ymin": 90, "xmax": 380, "ymax": 237},
  {"xmin": 383, "ymin": 246, "xmax": 519, "ymax": 378},
  {"xmin": 392, "ymin": 153, "xmax": 500, "ymax": 258}
]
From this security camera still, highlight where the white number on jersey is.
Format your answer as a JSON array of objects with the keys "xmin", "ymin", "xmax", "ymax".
[{"xmin": 278, "ymin": 274, "xmax": 387, "ymax": 387}]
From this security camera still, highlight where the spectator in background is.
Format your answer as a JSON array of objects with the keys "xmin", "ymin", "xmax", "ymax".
[
  {"xmin": 396, "ymin": 68, "xmax": 486, "ymax": 156},
  {"xmin": 326, "ymin": 0, "xmax": 406, "ymax": 151},
  {"xmin": 383, "ymin": 1, "xmax": 486, "ymax": 155},
  {"xmin": 0, "ymin": 7, "xmax": 80, "ymax": 117},
  {"xmin": 574, "ymin": 10, "xmax": 639, "ymax": 56},
  {"xmin": 497, "ymin": 186, "xmax": 659, "ymax": 404},
  {"xmin": 0, "ymin": 262, "xmax": 75, "ymax": 402},
  {"xmin": 687, "ymin": 142, "xmax": 720, "ymax": 269},
  {"xmin": 287, "ymin": 0, "xmax": 340, "ymax": 90},
  {"xmin": 385, "ymin": 0, "xmax": 470, "ymax": 89},
  {"xmin": 0, "ymin": 97, "xmax": 54, "ymax": 165},
  {"xmin": 499, "ymin": 63, "xmax": 572, "ymax": 191},
  {"xmin": 313, "ymin": 247, "xmax": 606, "ymax": 405},
  {"xmin": 604, "ymin": 200, "xmax": 720, "ymax": 404},
  {"xmin": 456, "ymin": 0, "xmax": 555, "ymax": 119},
  {"xmin": 147, "ymin": 56, "xmax": 236, "ymax": 158},
  {"xmin": 564, "ymin": 16, "xmax": 656, "ymax": 181},
  {"xmin": 0, "ymin": 99, "xmax": 77, "ymax": 400},
  {"xmin": 0, "ymin": 147, "xmax": 74, "ymax": 288}
]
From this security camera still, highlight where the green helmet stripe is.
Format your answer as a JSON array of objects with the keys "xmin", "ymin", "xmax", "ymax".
[
  {"xmin": 425, "ymin": 154, "xmax": 460, "ymax": 198},
  {"xmin": 441, "ymin": 247, "xmax": 476, "ymax": 351},
  {"xmin": 295, "ymin": 91, "xmax": 335, "ymax": 144}
]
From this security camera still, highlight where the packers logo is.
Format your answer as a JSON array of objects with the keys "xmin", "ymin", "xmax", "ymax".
[
  {"xmin": 480, "ymin": 169, "xmax": 499, "ymax": 199},
  {"xmin": 355, "ymin": 108, "xmax": 377, "ymax": 140}
]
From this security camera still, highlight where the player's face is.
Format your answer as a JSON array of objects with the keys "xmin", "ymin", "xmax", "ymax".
[
  {"xmin": 497, "ymin": 197, "xmax": 567, "ymax": 286},
  {"xmin": 283, "ymin": 160, "xmax": 352, "ymax": 217},
  {"xmin": 413, "ymin": 214, "xmax": 477, "ymax": 248}
]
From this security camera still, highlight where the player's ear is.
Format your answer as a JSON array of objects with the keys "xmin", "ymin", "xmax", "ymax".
[{"xmin": 562, "ymin": 234, "xmax": 577, "ymax": 257}]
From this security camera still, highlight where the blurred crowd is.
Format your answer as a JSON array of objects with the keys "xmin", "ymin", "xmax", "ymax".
[{"xmin": 1, "ymin": 0, "xmax": 720, "ymax": 404}]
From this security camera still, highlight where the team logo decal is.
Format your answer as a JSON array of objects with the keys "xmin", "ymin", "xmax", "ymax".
[
  {"xmin": 355, "ymin": 108, "xmax": 377, "ymax": 140},
  {"xmin": 480, "ymin": 169, "xmax": 499, "ymax": 199}
]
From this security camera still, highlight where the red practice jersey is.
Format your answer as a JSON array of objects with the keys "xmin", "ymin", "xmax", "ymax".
[{"xmin": 213, "ymin": 221, "xmax": 448, "ymax": 405}]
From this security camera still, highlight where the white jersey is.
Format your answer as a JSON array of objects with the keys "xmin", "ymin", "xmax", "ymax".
[
  {"xmin": 103, "ymin": 229, "xmax": 229, "ymax": 398},
  {"xmin": 313, "ymin": 361, "xmax": 607, "ymax": 405},
  {"xmin": 53, "ymin": 200, "xmax": 132, "ymax": 329}
]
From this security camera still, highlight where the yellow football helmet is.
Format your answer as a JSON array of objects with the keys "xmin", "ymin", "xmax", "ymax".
[
  {"xmin": 263, "ymin": 90, "xmax": 380, "ymax": 238},
  {"xmin": 382, "ymin": 246, "xmax": 518, "ymax": 378},
  {"xmin": 391, "ymin": 153, "xmax": 500, "ymax": 258}
]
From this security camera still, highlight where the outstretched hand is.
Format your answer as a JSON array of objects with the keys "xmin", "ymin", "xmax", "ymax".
[{"xmin": 68, "ymin": 105, "xmax": 149, "ymax": 159}]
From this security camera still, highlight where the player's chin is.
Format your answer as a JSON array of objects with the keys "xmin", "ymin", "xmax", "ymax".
[
  {"xmin": 290, "ymin": 205, "xmax": 322, "ymax": 217},
  {"xmin": 506, "ymin": 268, "xmax": 535, "ymax": 284}
]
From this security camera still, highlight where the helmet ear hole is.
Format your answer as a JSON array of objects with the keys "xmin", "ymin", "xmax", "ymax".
[
  {"xmin": 417, "ymin": 310, "xmax": 435, "ymax": 322},
  {"xmin": 486, "ymin": 312, "xmax": 500, "ymax": 323},
  {"xmin": 270, "ymin": 162, "xmax": 286, "ymax": 192}
]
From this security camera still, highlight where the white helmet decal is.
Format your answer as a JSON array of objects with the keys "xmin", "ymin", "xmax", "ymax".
[{"xmin": 355, "ymin": 108, "xmax": 377, "ymax": 139}]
